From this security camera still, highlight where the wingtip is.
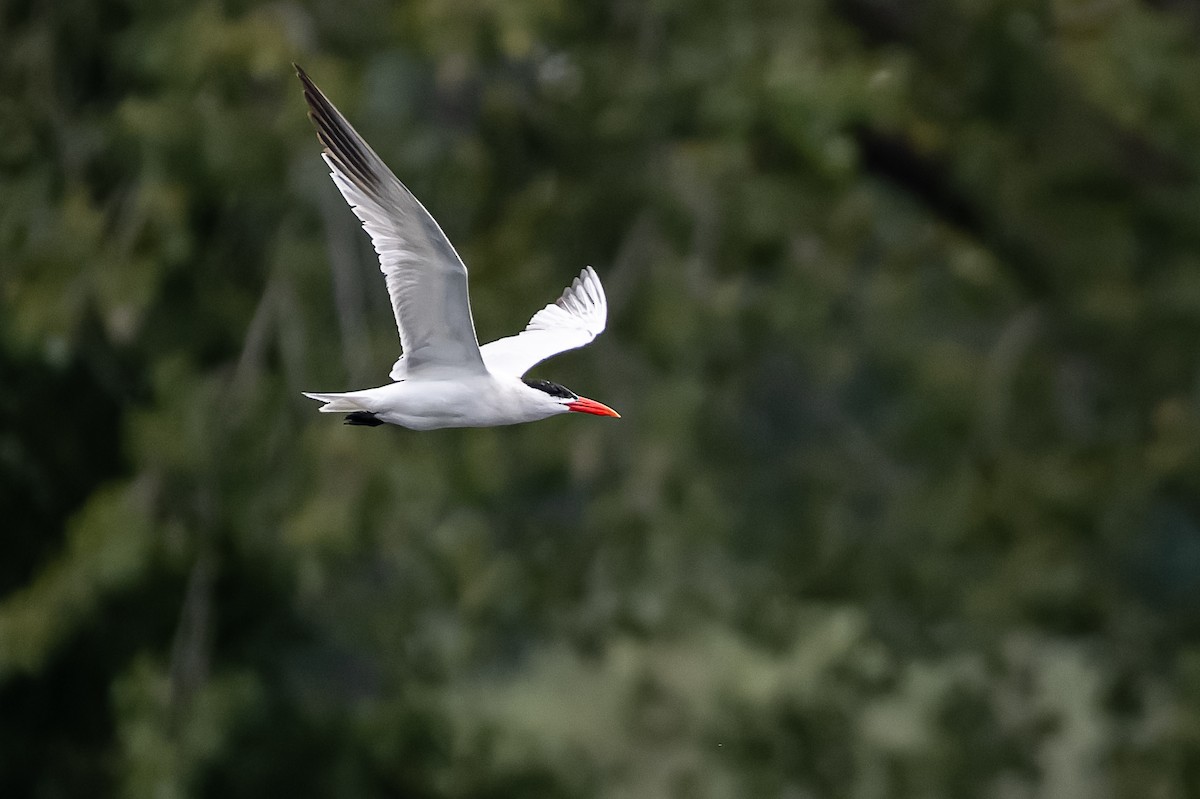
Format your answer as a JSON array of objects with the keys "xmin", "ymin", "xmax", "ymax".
[
  {"xmin": 293, "ymin": 63, "xmax": 324, "ymax": 107},
  {"xmin": 294, "ymin": 64, "xmax": 321, "ymax": 115},
  {"xmin": 578, "ymin": 265, "xmax": 603, "ymax": 301}
]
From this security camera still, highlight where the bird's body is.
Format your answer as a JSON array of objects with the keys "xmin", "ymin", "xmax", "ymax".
[
  {"xmin": 294, "ymin": 65, "xmax": 619, "ymax": 430},
  {"xmin": 306, "ymin": 375, "xmax": 598, "ymax": 431}
]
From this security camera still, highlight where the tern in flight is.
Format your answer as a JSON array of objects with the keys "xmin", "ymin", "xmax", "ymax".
[{"xmin": 295, "ymin": 65, "xmax": 619, "ymax": 430}]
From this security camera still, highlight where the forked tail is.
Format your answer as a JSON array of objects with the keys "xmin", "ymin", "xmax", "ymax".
[
  {"xmin": 302, "ymin": 392, "xmax": 365, "ymax": 412},
  {"xmin": 302, "ymin": 392, "xmax": 384, "ymax": 426}
]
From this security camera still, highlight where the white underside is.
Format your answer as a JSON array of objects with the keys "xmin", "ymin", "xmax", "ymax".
[{"xmin": 304, "ymin": 373, "xmax": 567, "ymax": 430}]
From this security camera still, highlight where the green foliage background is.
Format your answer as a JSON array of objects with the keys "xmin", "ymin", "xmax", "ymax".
[{"xmin": 4, "ymin": 0, "xmax": 1200, "ymax": 796}]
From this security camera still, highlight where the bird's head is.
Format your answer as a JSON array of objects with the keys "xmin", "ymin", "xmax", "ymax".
[{"xmin": 522, "ymin": 378, "xmax": 620, "ymax": 418}]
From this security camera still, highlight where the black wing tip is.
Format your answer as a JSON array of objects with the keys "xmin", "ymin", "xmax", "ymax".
[
  {"xmin": 294, "ymin": 63, "xmax": 317, "ymax": 96},
  {"xmin": 291, "ymin": 64, "xmax": 385, "ymax": 196},
  {"xmin": 291, "ymin": 64, "xmax": 330, "ymax": 123},
  {"xmin": 294, "ymin": 66, "xmax": 328, "ymax": 119}
]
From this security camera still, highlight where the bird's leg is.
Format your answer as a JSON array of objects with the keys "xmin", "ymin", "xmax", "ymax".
[{"xmin": 343, "ymin": 411, "xmax": 384, "ymax": 426}]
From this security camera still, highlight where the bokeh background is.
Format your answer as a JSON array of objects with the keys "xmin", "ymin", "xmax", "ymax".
[{"xmin": 5, "ymin": 0, "xmax": 1200, "ymax": 796}]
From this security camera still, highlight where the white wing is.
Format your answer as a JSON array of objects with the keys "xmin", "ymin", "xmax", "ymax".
[
  {"xmin": 474, "ymin": 266, "xmax": 608, "ymax": 377},
  {"xmin": 298, "ymin": 66, "xmax": 486, "ymax": 378}
]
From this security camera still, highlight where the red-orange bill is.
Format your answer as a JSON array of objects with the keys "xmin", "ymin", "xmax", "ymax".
[{"xmin": 567, "ymin": 397, "xmax": 621, "ymax": 418}]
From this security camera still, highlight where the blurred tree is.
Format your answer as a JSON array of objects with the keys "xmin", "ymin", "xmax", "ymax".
[{"xmin": 2, "ymin": 0, "xmax": 1200, "ymax": 797}]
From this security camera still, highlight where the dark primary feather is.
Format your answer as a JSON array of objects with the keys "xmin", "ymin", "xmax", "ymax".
[{"xmin": 295, "ymin": 63, "xmax": 389, "ymax": 203}]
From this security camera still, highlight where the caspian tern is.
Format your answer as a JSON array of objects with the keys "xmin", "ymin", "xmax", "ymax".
[{"xmin": 295, "ymin": 65, "xmax": 620, "ymax": 430}]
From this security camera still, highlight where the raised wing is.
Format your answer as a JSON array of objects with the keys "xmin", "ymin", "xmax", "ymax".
[
  {"xmin": 474, "ymin": 266, "xmax": 608, "ymax": 377},
  {"xmin": 297, "ymin": 65, "xmax": 486, "ymax": 378}
]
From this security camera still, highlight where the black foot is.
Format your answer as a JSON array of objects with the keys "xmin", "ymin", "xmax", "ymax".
[{"xmin": 344, "ymin": 411, "xmax": 384, "ymax": 427}]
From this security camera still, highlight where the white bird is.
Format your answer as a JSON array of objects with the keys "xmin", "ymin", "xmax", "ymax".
[{"xmin": 295, "ymin": 65, "xmax": 619, "ymax": 430}]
